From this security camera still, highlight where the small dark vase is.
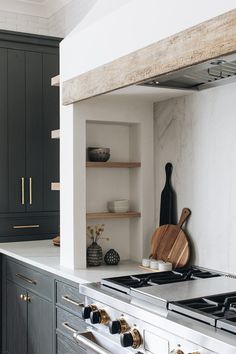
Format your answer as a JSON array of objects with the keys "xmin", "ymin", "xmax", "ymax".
[
  {"xmin": 87, "ymin": 242, "xmax": 103, "ymax": 266},
  {"xmin": 104, "ymin": 249, "xmax": 120, "ymax": 265}
]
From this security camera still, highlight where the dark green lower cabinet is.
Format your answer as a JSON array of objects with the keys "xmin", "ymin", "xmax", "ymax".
[
  {"xmin": 3, "ymin": 258, "xmax": 54, "ymax": 354},
  {"xmin": 5, "ymin": 282, "xmax": 53, "ymax": 354},
  {"xmin": 57, "ymin": 335, "xmax": 86, "ymax": 354},
  {"xmin": 2, "ymin": 257, "xmax": 87, "ymax": 354},
  {"xmin": 27, "ymin": 292, "xmax": 53, "ymax": 354},
  {"xmin": 6, "ymin": 281, "xmax": 27, "ymax": 354}
]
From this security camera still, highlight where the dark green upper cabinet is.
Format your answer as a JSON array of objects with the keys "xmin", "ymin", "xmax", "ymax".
[{"xmin": 0, "ymin": 30, "xmax": 61, "ymax": 241}]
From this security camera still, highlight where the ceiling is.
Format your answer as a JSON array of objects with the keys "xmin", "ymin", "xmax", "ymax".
[{"xmin": 0, "ymin": 0, "xmax": 71, "ymax": 17}]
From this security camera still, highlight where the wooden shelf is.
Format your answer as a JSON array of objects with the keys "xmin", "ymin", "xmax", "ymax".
[
  {"xmin": 86, "ymin": 162, "xmax": 141, "ymax": 168},
  {"xmin": 51, "ymin": 129, "xmax": 60, "ymax": 139},
  {"xmin": 86, "ymin": 211, "xmax": 141, "ymax": 220},
  {"xmin": 51, "ymin": 182, "xmax": 60, "ymax": 191},
  {"xmin": 51, "ymin": 75, "xmax": 60, "ymax": 87}
]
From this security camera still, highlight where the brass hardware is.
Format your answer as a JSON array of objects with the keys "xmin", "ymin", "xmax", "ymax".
[
  {"xmin": 62, "ymin": 295, "xmax": 84, "ymax": 307},
  {"xmin": 62, "ymin": 322, "xmax": 77, "ymax": 333},
  {"xmin": 99, "ymin": 309, "xmax": 110, "ymax": 325},
  {"xmin": 26, "ymin": 296, "xmax": 31, "ymax": 303},
  {"xmin": 171, "ymin": 349, "xmax": 184, "ymax": 354},
  {"xmin": 29, "ymin": 177, "xmax": 32, "ymax": 205},
  {"xmin": 20, "ymin": 294, "xmax": 28, "ymax": 302},
  {"xmin": 90, "ymin": 304, "xmax": 97, "ymax": 311},
  {"xmin": 13, "ymin": 225, "xmax": 40, "ymax": 229},
  {"xmin": 119, "ymin": 318, "xmax": 130, "ymax": 333},
  {"xmin": 16, "ymin": 273, "xmax": 37, "ymax": 285},
  {"xmin": 21, "ymin": 177, "xmax": 25, "ymax": 205},
  {"xmin": 130, "ymin": 328, "xmax": 142, "ymax": 349}
]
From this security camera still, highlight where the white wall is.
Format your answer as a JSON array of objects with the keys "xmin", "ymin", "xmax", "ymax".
[
  {"xmin": 60, "ymin": 95, "xmax": 155, "ymax": 269},
  {"xmin": 61, "ymin": 0, "xmax": 236, "ymax": 81},
  {"xmin": 154, "ymin": 82, "xmax": 236, "ymax": 274}
]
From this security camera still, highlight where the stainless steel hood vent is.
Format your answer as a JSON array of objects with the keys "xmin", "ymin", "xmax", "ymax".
[{"xmin": 140, "ymin": 54, "xmax": 236, "ymax": 91}]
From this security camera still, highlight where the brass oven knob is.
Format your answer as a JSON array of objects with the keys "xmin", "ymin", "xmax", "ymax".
[
  {"xmin": 109, "ymin": 317, "xmax": 129, "ymax": 334},
  {"xmin": 82, "ymin": 304, "xmax": 97, "ymax": 319},
  {"xmin": 171, "ymin": 349, "xmax": 185, "ymax": 354},
  {"xmin": 120, "ymin": 328, "xmax": 142, "ymax": 349},
  {"xmin": 90, "ymin": 309, "xmax": 109, "ymax": 325}
]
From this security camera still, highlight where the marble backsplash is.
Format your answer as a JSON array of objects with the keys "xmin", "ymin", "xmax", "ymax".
[{"xmin": 154, "ymin": 82, "xmax": 236, "ymax": 274}]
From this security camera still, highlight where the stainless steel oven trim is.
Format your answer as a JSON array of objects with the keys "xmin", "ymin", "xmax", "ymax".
[{"xmin": 73, "ymin": 331, "xmax": 112, "ymax": 354}]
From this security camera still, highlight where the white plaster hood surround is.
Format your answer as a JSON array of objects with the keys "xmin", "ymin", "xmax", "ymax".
[{"xmin": 60, "ymin": 0, "xmax": 236, "ymax": 83}]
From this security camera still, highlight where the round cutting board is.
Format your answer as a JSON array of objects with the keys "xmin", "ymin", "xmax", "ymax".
[{"xmin": 150, "ymin": 208, "xmax": 191, "ymax": 268}]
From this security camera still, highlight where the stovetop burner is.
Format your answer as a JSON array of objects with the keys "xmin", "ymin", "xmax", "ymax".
[
  {"xmin": 169, "ymin": 292, "xmax": 236, "ymax": 334},
  {"xmin": 101, "ymin": 266, "xmax": 221, "ymax": 294}
]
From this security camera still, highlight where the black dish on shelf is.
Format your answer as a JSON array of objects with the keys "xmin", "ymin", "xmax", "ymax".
[{"xmin": 87, "ymin": 147, "xmax": 110, "ymax": 162}]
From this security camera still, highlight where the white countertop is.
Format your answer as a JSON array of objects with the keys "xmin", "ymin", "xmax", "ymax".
[{"xmin": 0, "ymin": 240, "xmax": 148, "ymax": 284}]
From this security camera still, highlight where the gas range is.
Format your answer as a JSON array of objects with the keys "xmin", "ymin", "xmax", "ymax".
[
  {"xmin": 101, "ymin": 266, "xmax": 221, "ymax": 294},
  {"xmin": 78, "ymin": 267, "xmax": 236, "ymax": 354}
]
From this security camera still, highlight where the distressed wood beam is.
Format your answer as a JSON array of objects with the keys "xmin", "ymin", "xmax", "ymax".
[{"xmin": 62, "ymin": 9, "xmax": 236, "ymax": 105}]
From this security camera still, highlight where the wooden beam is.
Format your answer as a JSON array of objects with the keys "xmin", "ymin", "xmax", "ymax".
[
  {"xmin": 51, "ymin": 75, "xmax": 60, "ymax": 87},
  {"xmin": 86, "ymin": 211, "xmax": 141, "ymax": 220},
  {"xmin": 62, "ymin": 9, "xmax": 236, "ymax": 105},
  {"xmin": 86, "ymin": 162, "xmax": 141, "ymax": 168}
]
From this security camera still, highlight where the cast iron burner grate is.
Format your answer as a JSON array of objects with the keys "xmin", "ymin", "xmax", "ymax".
[
  {"xmin": 169, "ymin": 292, "xmax": 236, "ymax": 333},
  {"xmin": 101, "ymin": 267, "xmax": 221, "ymax": 294}
]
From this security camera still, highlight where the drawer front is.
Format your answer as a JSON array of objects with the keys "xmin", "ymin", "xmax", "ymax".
[
  {"xmin": 6, "ymin": 259, "xmax": 53, "ymax": 299},
  {"xmin": 57, "ymin": 308, "xmax": 87, "ymax": 340},
  {"xmin": 56, "ymin": 281, "xmax": 84, "ymax": 316},
  {"xmin": 57, "ymin": 334, "xmax": 86, "ymax": 354},
  {"xmin": 0, "ymin": 214, "xmax": 59, "ymax": 237}
]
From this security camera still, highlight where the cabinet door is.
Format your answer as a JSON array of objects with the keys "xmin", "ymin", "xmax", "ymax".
[
  {"xmin": 27, "ymin": 291, "xmax": 53, "ymax": 354},
  {"xmin": 25, "ymin": 51, "xmax": 43, "ymax": 212},
  {"xmin": 57, "ymin": 335, "xmax": 86, "ymax": 354},
  {"xmin": 0, "ymin": 48, "xmax": 8, "ymax": 212},
  {"xmin": 6, "ymin": 280, "xmax": 27, "ymax": 354},
  {"xmin": 8, "ymin": 49, "xmax": 26, "ymax": 213},
  {"xmin": 42, "ymin": 53, "xmax": 59, "ymax": 211}
]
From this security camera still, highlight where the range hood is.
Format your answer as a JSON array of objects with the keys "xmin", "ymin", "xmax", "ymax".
[{"xmin": 140, "ymin": 53, "xmax": 236, "ymax": 91}]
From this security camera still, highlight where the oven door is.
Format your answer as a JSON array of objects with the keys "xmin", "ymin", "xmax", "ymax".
[{"xmin": 73, "ymin": 327, "xmax": 132, "ymax": 354}]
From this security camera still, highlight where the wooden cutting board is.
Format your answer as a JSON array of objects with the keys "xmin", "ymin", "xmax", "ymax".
[
  {"xmin": 52, "ymin": 236, "xmax": 60, "ymax": 247},
  {"xmin": 159, "ymin": 163, "xmax": 176, "ymax": 226},
  {"xmin": 150, "ymin": 208, "xmax": 191, "ymax": 268}
]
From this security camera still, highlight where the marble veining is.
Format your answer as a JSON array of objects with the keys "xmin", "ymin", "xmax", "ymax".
[{"xmin": 154, "ymin": 82, "xmax": 236, "ymax": 274}]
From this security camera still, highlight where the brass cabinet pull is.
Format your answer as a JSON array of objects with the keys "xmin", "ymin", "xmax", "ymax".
[
  {"xmin": 13, "ymin": 224, "xmax": 40, "ymax": 229},
  {"xmin": 20, "ymin": 294, "xmax": 30, "ymax": 302},
  {"xmin": 62, "ymin": 295, "xmax": 84, "ymax": 307},
  {"xmin": 21, "ymin": 177, "xmax": 25, "ymax": 205},
  {"xmin": 29, "ymin": 177, "xmax": 32, "ymax": 205},
  {"xmin": 62, "ymin": 322, "xmax": 77, "ymax": 333},
  {"xmin": 16, "ymin": 273, "xmax": 37, "ymax": 285}
]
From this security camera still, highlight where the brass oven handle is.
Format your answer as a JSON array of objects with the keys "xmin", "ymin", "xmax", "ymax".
[
  {"xmin": 73, "ymin": 331, "xmax": 112, "ymax": 354},
  {"xmin": 29, "ymin": 177, "xmax": 32, "ymax": 205},
  {"xmin": 16, "ymin": 273, "xmax": 37, "ymax": 285},
  {"xmin": 21, "ymin": 177, "xmax": 25, "ymax": 205},
  {"xmin": 13, "ymin": 225, "xmax": 40, "ymax": 229},
  {"xmin": 62, "ymin": 322, "xmax": 77, "ymax": 333},
  {"xmin": 62, "ymin": 295, "xmax": 84, "ymax": 307}
]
